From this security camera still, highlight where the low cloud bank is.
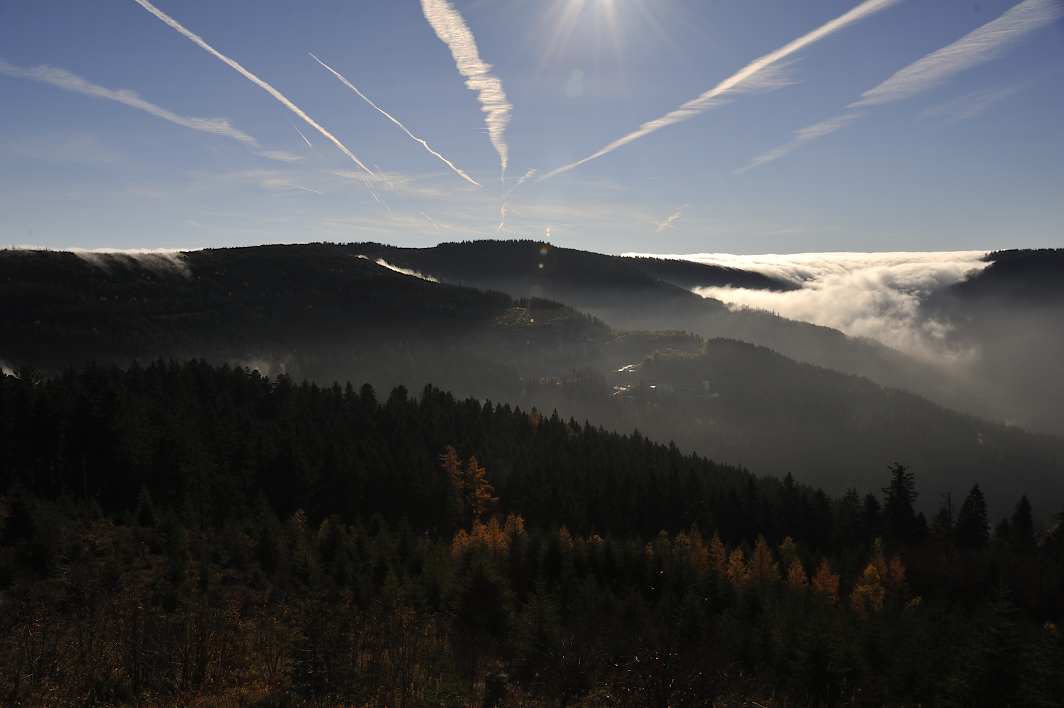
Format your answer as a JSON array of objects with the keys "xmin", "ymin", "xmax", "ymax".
[
  {"xmin": 373, "ymin": 257, "xmax": 439, "ymax": 283},
  {"xmin": 1, "ymin": 245, "xmax": 200, "ymax": 278},
  {"xmin": 628, "ymin": 251, "xmax": 989, "ymax": 360}
]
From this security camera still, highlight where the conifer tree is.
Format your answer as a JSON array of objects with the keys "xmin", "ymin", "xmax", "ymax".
[
  {"xmin": 931, "ymin": 491, "xmax": 954, "ymax": 540},
  {"xmin": 850, "ymin": 563, "xmax": 885, "ymax": 619},
  {"xmin": 811, "ymin": 558, "xmax": 839, "ymax": 604},
  {"xmin": 785, "ymin": 558, "xmax": 808, "ymax": 591},
  {"xmin": 709, "ymin": 530, "xmax": 728, "ymax": 579},
  {"xmin": 956, "ymin": 484, "xmax": 990, "ymax": 549},
  {"xmin": 778, "ymin": 536, "xmax": 798, "ymax": 572},
  {"xmin": 727, "ymin": 548, "xmax": 750, "ymax": 590},
  {"xmin": 749, "ymin": 535, "xmax": 780, "ymax": 586},
  {"xmin": 838, "ymin": 488, "xmax": 863, "ymax": 544},
  {"xmin": 1010, "ymin": 495, "xmax": 1036, "ymax": 555},
  {"xmin": 882, "ymin": 463, "xmax": 920, "ymax": 544}
]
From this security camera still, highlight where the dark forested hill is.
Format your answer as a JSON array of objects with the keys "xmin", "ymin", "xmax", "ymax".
[
  {"xmin": 925, "ymin": 248, "xmax": 1064, "ymax": 435},
  {"xmin": 3, "ymin": 243, "xmax": 1063, "ymax": 519},
  {"xmin": 953, "ymin": 248, "xmax": 1064, "ymax": 304},
  {"xmin": 0, "ymin": 360, "xmax": 763, "ymax": 540},
  {"xmin": 358, "ymin": 240, "xmax": 966, "ymax": 409},
  {"xmin": 0, "ymin": 244, "xmax": 508, "ymax": 366},
  {"xmin": 628, "ymin": 340, "xmax": 1064, "ymax": 518}
]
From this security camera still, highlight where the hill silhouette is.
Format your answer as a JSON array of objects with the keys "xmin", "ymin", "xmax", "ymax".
[{"xmin": 2, "ymin": 242, "xmax": 1062, "ymax": 518}]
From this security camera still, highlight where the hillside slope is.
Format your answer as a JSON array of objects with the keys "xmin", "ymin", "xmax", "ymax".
[{"xmin": 2, "ymin": 243, "xmax": 1062, "ymax": 517}]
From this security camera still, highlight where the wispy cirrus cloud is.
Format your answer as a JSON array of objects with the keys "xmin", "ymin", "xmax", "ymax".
[
  {"xmin": 851, "ymin": 0, "xmax": 1062, "ymax": 108},
  {"xmin": 310, "ymin": 53, "xmax": 480, "ymax": 186},
  {"xmin": 738, "ymin": 0, "xmax": 1064, "ymax": 172},
  {"xmin": 133, "ymin": 0, "xmax": 375, "ymax": 179},
  {"xmin": 0, "ymin": 58, "xmax": 258, "ymax": 146},
  {"xmin": 735, "ymin": 111, "xmax": 865, "ymax": 173},
  {"xmin": 420, "ymin": 0, "xmax": 512, "ymax": 182},
  {"xmin": 536, "ymin": 0, "xmax": 901, "ymax": 183},
  {"xmin": 255, "ymin": 150, "xmax": 304, "ymax": 162},
  {"xmin": 918, "ymin": 83, "xmax": 1022, "ymax": 127}
]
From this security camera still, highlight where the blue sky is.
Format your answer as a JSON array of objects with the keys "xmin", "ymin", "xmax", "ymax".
[{"xmin": 1, "ymin": 0, "xmax": 1061, "ymax": 254}]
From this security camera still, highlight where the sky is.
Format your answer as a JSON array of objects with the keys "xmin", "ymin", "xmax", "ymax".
[{"xmin": 1, "ymin": 0, "xmax": 1062, "ymax": 255}]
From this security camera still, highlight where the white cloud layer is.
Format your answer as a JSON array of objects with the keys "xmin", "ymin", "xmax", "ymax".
[
  {"xmin": 421, "ymin": 0, "xmax": 512, "ymax": 182},
  {"xmin": 626, "ymin": 251, "xmax": 990, "ymax": 360}
]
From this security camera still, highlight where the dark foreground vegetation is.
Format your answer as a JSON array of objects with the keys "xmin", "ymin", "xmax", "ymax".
[{"xmin": 2, "ymin": 361, "xmax": 1064, "ymax": 707}]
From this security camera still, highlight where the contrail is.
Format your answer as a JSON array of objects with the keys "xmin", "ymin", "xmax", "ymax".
[
  {"xmin": 0, "ymin": 58, "xmax": 258, "ymax": 145},
  {"xmin": 851, "ymin": 0, "xmax": 1063, "ymax": 107},
  {"xmin": 536, "ymin": 0, "xmax": 901, "ymax": 183},
  {"xmin": 736, "ymin": 112, "xmax": 864, "ymax": 173},
  {"xmin": 422, "ymin": 212, "xmax": 441, "ymax": 232},
  {"xmin": 310, "ymin": 53, "xmax": 481, "ymax": 186},
  {"xmin": 280, "ymin": 183, "xmax": 327, "ymax": 195},
  {"xmin": 503, "ymin": 168, "xmax": 536, "ymax": 198},
  {"xmin": 738, "ymin": 0, "xmax": 1062, "ymax": 172},
  {"xmin": 133, "ymin": 0, "xmax": 374, "ymax": 180},
  {"xmin": 420, "ymin": 0, "xmax": 512, "ymax": 182},
  {"xmin": 497, "ymin": 168, "xmax": 536, "ymax": 232},
  {"xmin": 655, "ymin": 206, "xmax": 686, "ymax": 233},
  {"xmin": 288, "ymin": 119, "xmax": 313, "ymax": 147}
]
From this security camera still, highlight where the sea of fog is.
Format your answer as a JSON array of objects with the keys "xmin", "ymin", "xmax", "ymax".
[{"xmin": 624, "ymin": 251, "xmax": 990, "ymax": 361}]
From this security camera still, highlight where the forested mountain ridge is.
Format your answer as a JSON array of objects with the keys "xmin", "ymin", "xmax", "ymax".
[
  {"xmin": 0, "ymin": 244, "xmax": 509, "ymax": 367},
  {"xmin": 357, "ymin": 240, "xmax": 978, "ymax": 414},
  {"xmin": 633, "ymin": 341, "xmax": 1064, "ymax": 515},
  {"xmin": 928, "ymin": 248, "xmax": 1064, "ymax": 435},
  {"xmin": 3, "ymin": 243, "xmax": 1064, "ymax": 519},
  {"xmin": 953, "ymin": 248, "xmax": 1064, "ymax": 304},
  {"xmin": 364, "ymin": 241, "xmax": 1064, "ymax": 437}
]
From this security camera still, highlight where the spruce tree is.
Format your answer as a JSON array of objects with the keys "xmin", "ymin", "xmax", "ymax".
[
  {"xmin": 881, "ymin": 464, "xmax": 919, "ymax": 544},
  {"xmin": 956, "ymin": 484, "xmax": 989, "ymax": 549},
  {"xmin": 1009, "ymin": 495, "xmax": 1036, "ymax": 555}
]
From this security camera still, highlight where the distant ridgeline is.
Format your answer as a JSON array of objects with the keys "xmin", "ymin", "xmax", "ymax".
[
  {"xmin": 3, "ymin": 244, "xmax": 1064, "ymax": 520},
  {"xmin": 0, "ymin": 243, "xmax": 511, "ymax": 370},
  {"xmin": 1, "ymin": 360, "xmax": 1064, "ymax": 707}
]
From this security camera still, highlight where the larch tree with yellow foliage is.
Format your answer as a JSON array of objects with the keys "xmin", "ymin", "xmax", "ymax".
[
  {"xmin": 749, "ymin": 535, "xmax": 780, "ymax": 587},
  {"xmin": 440, "ymin": 445, "xmax": 498, "ymax": 528},
  {"xmin": 727, "ymin": 548, "xmax": 750, "ymax": 590},
  {"xmin": 786, "ymin": 558, "xmax": 809, "ymax": 591},
  {"xmin": 811, "ymin": 558, "xmax": 840, "ymax": 604},
  {"xmin": 709, "ymin": 530, "xmax": 728, "ymax": 580}
]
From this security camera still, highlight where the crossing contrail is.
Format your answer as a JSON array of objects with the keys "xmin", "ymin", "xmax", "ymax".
[
  {"xmin": 133, "ymin": 0, "xmax": 375, "ymax": 181},
  {"xmin": 310, "ymin": 53, "xmax": 480, "ymax": 186}
]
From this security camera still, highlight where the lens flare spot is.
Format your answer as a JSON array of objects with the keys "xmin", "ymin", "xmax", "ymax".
[
  {"xmin": 564, "ymin": 68, "xmax": 585, "ymax": 98},
  {"xmin": 538, "ymin": 263, "xmax": 544, "ymax": 269},
  {"xmin": 540, "ymin": 246, "xmax": 549, "ymax": 256}
]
